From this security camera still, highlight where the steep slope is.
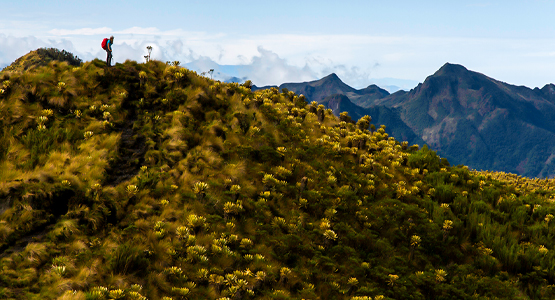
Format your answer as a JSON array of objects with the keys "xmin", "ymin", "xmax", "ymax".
[
  {"xmin": 321, "ymin": 94, "xmax": 423, "ymax": 146},
  {"xmin": 321, "ymin": 94, "xmax": 370, "ymax": 121},
  {"xmin": 374, "ymin": 63, "xmax": 555, "ymax": 177},
  {"xmin": 4, "ymin": 52, "xmax": 555, "ymax": 299}
]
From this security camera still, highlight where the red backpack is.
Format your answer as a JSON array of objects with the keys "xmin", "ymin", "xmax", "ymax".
[{"xmin": 101, "ymin": 38, "xmax": 108, "ymax": 50}]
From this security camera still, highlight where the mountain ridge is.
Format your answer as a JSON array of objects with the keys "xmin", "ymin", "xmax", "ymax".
[
  {"xmin": 379, "ymin": 62, "xmax": 555, "ymax": 177},
  {"xmin": 263, "ymin": 63, "xmax": 555, "ymax": 178}
]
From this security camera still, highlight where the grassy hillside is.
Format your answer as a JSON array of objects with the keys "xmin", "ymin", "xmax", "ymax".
[{"xmin": 3, "ymin": 52, "xmax": 555, "ymax": 299}]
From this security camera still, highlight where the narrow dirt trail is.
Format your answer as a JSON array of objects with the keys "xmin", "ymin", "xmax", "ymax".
[
  {"xmin": 104, "ymin": 119, "xmax": 146, "ymax": 186},
  {"xmin": 104, "ymin": 78, "xmax": 147, "ymax": 187}
]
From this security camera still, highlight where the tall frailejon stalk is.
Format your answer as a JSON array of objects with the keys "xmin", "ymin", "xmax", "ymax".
[{"xmin": 144, "ymin": 45, "xmax": 152, "ymax": 62}]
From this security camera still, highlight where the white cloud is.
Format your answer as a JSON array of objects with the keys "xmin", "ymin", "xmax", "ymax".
[
  {"xmin": 49, "ymin": 27, "xmax": 112, "ymax": 36},
  {"xmin": 0, "ymin": 34, "xmax": 81, "ymax": 68},
  {"xmin": 48, "ymin": 26, "xmax": 176, "ymax": 37},
  {"xmin": 244, "ymin": 47, "xmax": 316, "ymax": 86},
  {"xmin": 183, "ymin": 47, "xmax": 379, "ymax": 89}
]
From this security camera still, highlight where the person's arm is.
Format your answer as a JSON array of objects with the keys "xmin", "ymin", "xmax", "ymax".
[{"xmin": 107, "ymin": 41, "xmax": 112, "ymax": 52}]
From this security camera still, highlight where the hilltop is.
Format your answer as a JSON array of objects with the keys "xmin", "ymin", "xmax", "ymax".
[
  {"xmin": 1, "ymin": 48, "xmax": 82, "ymax": 73},
  {"xmin": 3, "ymin": 50, "xmax": 555, "ymax": 299}
]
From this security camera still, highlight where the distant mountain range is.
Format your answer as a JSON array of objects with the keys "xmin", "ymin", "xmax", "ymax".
[{"xmin": 257, "ymin": 64, "xmax": 555, "ymax": 178}]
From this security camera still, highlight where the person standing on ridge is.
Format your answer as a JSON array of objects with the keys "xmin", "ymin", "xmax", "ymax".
[{"xmin": 105, "ymin": 36, "xmax": 114, "ymax": 66}]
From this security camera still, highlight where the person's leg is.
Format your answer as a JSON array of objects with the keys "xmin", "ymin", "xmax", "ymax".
[{"xmin": 106, "ymin": 51, "xmax": 112, "ymax": 66}]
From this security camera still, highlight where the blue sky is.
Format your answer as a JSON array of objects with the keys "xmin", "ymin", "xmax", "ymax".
[{"xmin": 2, "ymin": 1, "xmax": 555, "ymax": 90}]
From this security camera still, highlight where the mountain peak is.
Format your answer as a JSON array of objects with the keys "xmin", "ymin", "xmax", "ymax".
[
  {"xmin": 542, "ymin": 83, "xmax": 555, "ymax": 94},
  {"xmin": 360, "ymin": 84, "xmax": 390, "ymax": 94},
  {"xmin": 317, "ymin": 73, "xmax": 344, "ymax": 86},
  {"xmin": 323, "ymin": 73, "xmax": 340, "ymax": 80},
  {"xmin": 434, "ymin": 62, "xmax": 469, "ymax": 76},
  {"xmin": 278, "ymin": 73, "xmax": 356, "ymax": 103}
]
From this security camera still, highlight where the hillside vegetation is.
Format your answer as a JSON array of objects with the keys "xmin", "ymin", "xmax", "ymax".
[{"xmin": 2, "ymin": 50, "xmax": 555, "ymax": 299}]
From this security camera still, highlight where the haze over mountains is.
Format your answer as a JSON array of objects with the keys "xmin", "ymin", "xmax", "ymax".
[
  {"xmin": 261, "ymin": 63, "xmax": 555, "ymax": 178},
  {"xmin": 189, "ymin": 59, "xmax": 417, "ymax": 93}
]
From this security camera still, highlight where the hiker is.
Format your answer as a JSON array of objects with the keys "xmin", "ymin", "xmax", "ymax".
[{"xmin": 103, "ymin": 36, "xmax": 114, "ymax": 66}]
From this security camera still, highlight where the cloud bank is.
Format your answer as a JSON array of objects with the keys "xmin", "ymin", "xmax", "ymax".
[
  {"xmin": 0, "ymin": 34, "xmax": 77, "ymax": 66},
  {"xmin": 0, "ymin": 30, "xmax": 383, "ymax": 89},
  {"xmin": 3, "ymin": 27, "xmax": 555, "ymax": 90}
]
